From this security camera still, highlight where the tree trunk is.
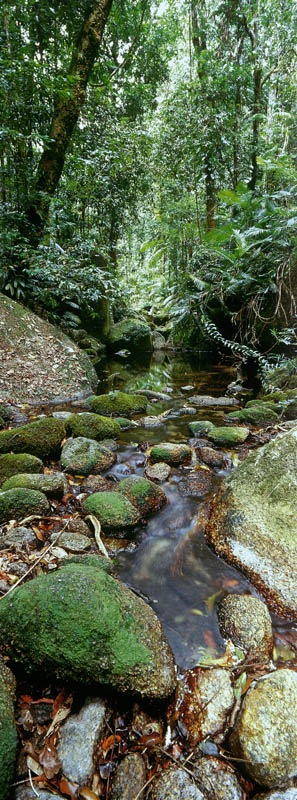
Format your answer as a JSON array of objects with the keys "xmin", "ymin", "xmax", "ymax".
[
  {"xmin": 248, "ymin": 66, "xmax": 262, "ymax": 190},
  {"xmin": 26, "ymin": 0, "xmax": 114, "ymax": 242}
]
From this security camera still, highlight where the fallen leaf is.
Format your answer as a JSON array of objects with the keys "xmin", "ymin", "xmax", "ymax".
[
  {"xmin": 59, "ymin": 778, "xmax": 79, "ymax": 799},
  {"xmin": 39, "ymin": 742, "xmax": 61, "ymax": 778},
  {"xmin": 26, "ymin": 755, "xmax": 43, "ymax": 776},
  {"xmin": 80, "ymin": 789, "xmax": 100, "ymax": 799},
  {"xmin": 102, "ymin": 734, "xmax": 122, "ymax": 754}
]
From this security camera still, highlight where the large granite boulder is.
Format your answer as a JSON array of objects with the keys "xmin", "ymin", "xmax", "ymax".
[
  {"xmin": 66, "ymin": 412, "xmax": 121, "ymax": 440},
  {"xmin": 0, "ymin": 559, "xmax": 176, "ymax": 699},
  {"xmin": 0, "ymin": 293, "xmax": 98, "ymax": 402},
  {"xmin": 217, "ymin": 594, "xmax": 273, "ymax": 662},
  {"xmin": 61, "ymin": 437, "xmax": 116, "ymax": 475},
  {"xmin": 117, "ymin": 476, "xmax": 167, "ymax": 517},
  {"xmin": 83, "ymin": 491, "xmax": 141, "ymax": 531},
  {"xmin": 229, "ymin": 670, "xmax": 297, "ymax": 786},
  {"xmin": 206, "ymin": 428, "xmax": 297, "ymax": 617},
  {"xmin": 108, "ymin": 318, "xmax": 153, "ymax": 355}
]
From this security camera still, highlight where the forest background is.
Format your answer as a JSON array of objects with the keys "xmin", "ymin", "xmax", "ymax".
[{"xmin": 1, "ymin": 0, "xmax": 297, "ymax": 361}]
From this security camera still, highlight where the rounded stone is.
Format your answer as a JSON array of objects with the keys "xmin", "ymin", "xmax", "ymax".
[
  {"xmin": 0, "ymin": 417, "xmax": 66, "ymax": 460},
  {"xmin": 61, "ymin": 437, "xmax": 116, "ymax": 475},
  {"xmin": 194, "ymin": 757, "xmax": 243, "ymax": 800},
  {"xmin": 217, "ymin": 594, "xmax": 273, "ymax": 662},
  {"xmin": 149, "ymin": 442, "xmax": 192, "ymax": 466},
  {"xmin": 0, "ymin": 453, "xmax": 43, "ymax": 487},
  {"xmin": 145, "ymin": 462, "xmax": 171, "ymax": 482},
  {"xmin": 195, "ymin": 445, "xmax": 224, "ymax": 468},
  {"xmin": 229, "ymin": 670, "xmax": 297, "ymax": 786},
  {"xmin": 150, "ymin": 767, "xmax": 205, "ymax": 800},
  {"xmin": 227, "ymin": 407, "xmax": 278, "ymax": 424},
  {"xmin": 80, "ymin": 474, "xmax": 115, "ymax": 494},
  {"xmin": 51, "ymin": 531, "xmax": 91, "ymax": 553},
  {"xmin": 0, "ymin": 488, "xmax": 49, "ymax": 523},
  {"xmin": 90, "ymin": 392, "xmax": 147, "ymax": 417},
  {"xmin": 66, "ymin": 412, "xmax": 121, "ymax": 440},
  {"xmin": 117, "ymin": 476, "xmax": 167, "ymax": 517},
  {"xmin": 208, "ymin": 427, "xmax": 249, "ymax": 446},
  {"xmin": 83, "ymin": 491, "xmax": 141, "ymax": 531},
  {"xmin": 111, "ymin": 753, "xmax": 146, "ymax": 800},
  {"xmin": 0, "ymin": 526, "xmax": 36, "ymax": 549},
  {"xmin": 172, "ymin": 668, "xmax": 234, "ymax": 745},
  {"xmin": 1, "ymin": 472, "xmax": 66, "ymax": 498},
  {"xmin": 189, "ymin": 420, "xmax": 215, "ymax": 436}
]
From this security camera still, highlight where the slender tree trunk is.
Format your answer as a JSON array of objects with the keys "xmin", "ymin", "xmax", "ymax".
[
  {"xmin": 191, "ymin": 0, "xmax": 216, "ymax": 232},
  {"xmin": 248, "ymin": 66, "xmax": 262, "ymax": 190},
  {"xmin": 26, "ymin": 0, "xmax": 114, "ymax": 243}
]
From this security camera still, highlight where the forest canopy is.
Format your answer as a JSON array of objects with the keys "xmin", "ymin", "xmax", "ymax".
[{"xmin": 1, "ymin": 0, "xmax": 297, "ymax": 353}]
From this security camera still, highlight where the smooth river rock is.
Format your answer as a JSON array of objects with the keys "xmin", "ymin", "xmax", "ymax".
[
  {"xmin": 151, "ymin": 768, "xmax": 205, "ymax": 800},
  {"xmin": 57, "ymin": 697, "xmax": 107, "ymax": 784},
  {"xmin": 171, "ymin": 668, "xmax": 234, "ymax": 745},
  {"xmin": 111, "ymin": 753, "xmax": 146, "ymax": 800},
  {"xmin": 206, "ymin": 428, "xmax": 297, "ymax": 617},
  {"xmin": 217, "ymin": 594, "xmax": 273, "ymax": 662},
  {"xmin": 193, "ymin": 757, "xmax": 243, "ymax": 800},
  {"xmin": 229, "ymin": 669, "xmax": 297, "ymax": 786}
]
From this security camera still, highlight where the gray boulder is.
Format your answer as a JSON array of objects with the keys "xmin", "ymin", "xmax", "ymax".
[
  {"xmin": 61, "ymin": 437, "xmax": 116, "ymax": 475},
  {"xmin": 229, "ymin": 670, "xmax": 297, "ymax": 786},
  {"xmin": 217, "ymin": 594, "xmax": 273, "ymax": 662},
  {"xmin": 57, "ymin": 697, "xmax": 107, "ymax": 784},
  {"xmin": 150, "ymin": 768, "xmax": 205, "ymax": 800},
  {"xmin": 108, "ymin": 318, "xmax": 153, "ymax": 355},
  {"xmin": 206, "ymin": 428, "xmax": 297, "ymax": 617},
  {"xmin": 194, "ymin": 757, "xmax": 243, "ymax": 800}
]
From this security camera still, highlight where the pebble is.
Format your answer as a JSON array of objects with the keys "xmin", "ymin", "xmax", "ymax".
[
  {"xmin": 150, "ymin": 767, "xmax": 205, "ymax": 800},
  {"xmin": 111, "ymin": 753, "xmax": 146, "ymax": 800},
  {"xmin": 50, "ymin": 531, "xmax": 91, "ymax": 553},
  {"xmin": 193, "ymin": 757, "xmax": 243, "ymax": 800},
  {"xmin": 145, "ymin": 462, "xmax": 171, "ymax": 482}
]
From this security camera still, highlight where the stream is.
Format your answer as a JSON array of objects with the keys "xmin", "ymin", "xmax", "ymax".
[{"xmin": 90, "ymin": 350, "xmax": 296, "ymax": 670}]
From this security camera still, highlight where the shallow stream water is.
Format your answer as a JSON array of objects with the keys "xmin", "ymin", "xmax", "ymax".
[{"xmin": 93, "ymin": 350, "xmax": 294, "ymax": 670}]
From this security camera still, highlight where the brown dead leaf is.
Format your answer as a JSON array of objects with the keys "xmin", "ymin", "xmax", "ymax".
[
  {"xmin": 39, "ymin": 742, "xmax": 61, "ymax": 778},
  {"xmin": 80, "ymin": 788, "xmax": 100, "ymax": 799},
  {"xmin": 32, "ymin": 525, "xmax": 45, "ymax": 542},
  {"xmin": 59, "ymin": 777, "xmax": 79, "ymax": 798},
  {"xmin": 26, "ymin": 754, "xmax": 43, "ymax": 776},
  {"xmin": 46, "ymin": 696, "xmax": 73, "ymax": 737},
  {"xmin": 102, "ymin": 734, "xmax": 122, "ymax": 755}
]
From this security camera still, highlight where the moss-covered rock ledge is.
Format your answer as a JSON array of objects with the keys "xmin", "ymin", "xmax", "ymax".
[{"xmin": 0, "ymin": 294, "xmax": 98, "ymax": 402}]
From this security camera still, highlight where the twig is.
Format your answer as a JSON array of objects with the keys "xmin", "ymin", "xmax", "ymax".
[
  {"xmin": 156, "ymin": 746, "xmax": 194, "ymax": 777},
  {"xmin": 28, "ymin": 768, "xmax": 39, "ymax": 797},
  {"xmin": 133, "ymin": 773, "xmax": 158, "ymax": 800},
  {"xmin": 85, "ymin": 514, "xmax": 111, "ymax": 559},
  {"xmin": 1, "ymin": 518, "xmax": 72, "ymax": 599}
]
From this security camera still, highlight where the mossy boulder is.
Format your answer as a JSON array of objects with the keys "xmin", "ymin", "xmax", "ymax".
[
  {"xmin": 2, "ymin": 472, "xmax": 66, "ymax": 498},
  {"xmin": 61, "ymin": 438, "xmax": 116, "ymax": 475},
  {"xmin": 245, "ymin": 399, "xmax": 282, "ymax": 412},
  {"xmin": 226, "ymin": 407, "xmax": 278, "ymax": 424},
  {"xmin": 66, "ymin": 412, "xmax": 121, "ymax": 440},
  {"xmin": 0, "ymin": 417, "xmax": 66, "ymax": 460},
  {"xmin": 189, "ymin": 420, "xmax": 215, "ymax": 436},
  {"xmin": 83, "ymin": 491, "xmax": 140, "ymax": 531},
  {"xmin": 206, "ymin": 427, "xmax": 297, "ymax": 617},
  {"xmin": 108, "ymin": 318, "xmax": 153, "ymax": 355},
  {"xmin": 117, "ymin": 477, "xmax": 167, "ymax": 518},
  {"xmin": 149, "ymin": 442, "xmax": 192, "ymax": 466},
  {"xmin": 0, "ymin": 661, "xmax": 17, "ymax": 800},
  {"xmin": 0, "ymin": 416, "xmax": 5, "ymax": 430},
  {"xmin": 0, "ymin": 405, "xmax": 12, "ymax": 423},
  {"xmin": 90, "ymin": 392, "xmax": 147, "ymax": 417},
  {"xmin": 0, "ymin": 561, "xmax": 176, "ymax": 699},
  {"xmin": 0, "ymin": 488, "xmax": 49, "ymax": 523},
  {"xmin": 207, "ymin": 427, "xmax": 249, "ymax": 446},
  {"xmin": 115, "ymin": 417, "xmax": 135, "ymax": 430},
  {"xmin": 0, "ymin": 453, "xmax": 43, "ymax": 487}
]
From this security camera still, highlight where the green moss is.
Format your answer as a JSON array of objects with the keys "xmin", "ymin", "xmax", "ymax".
[
  {"xmin": 0, "ymin": 416, "xmax": 5, "ymax": 430},
  {"xmin": 108, "ymin": 318, "xmax": 153, "ymax": 355},
  {"xmin": 0, "ymin": 417, "xmax": 65, "ymax": 460},
  {"xmin": 0, "ymin": 406, "xmax": 12, "ymax": 423},
  {"xmin": 83, "ymin": 491, "xmax": 140, "ymax": 530},
  {"xmin": 117, "ymin": 476, "xmax": 167, "ymax": 517},
  {"xmin": 115, "ymin": 417, "xmax": 134, "ymax": 430},
  {"xmin": 2, "ymin": 473, "xmax": 65, "ymax": 498},
  {"xmin": 208, "ymin": 426, "xmax": 249, "ymax": 446},
  {"xmin": 227, "ymin": 406, "xmax": 278, "ymax": 424},
  {"xmin": 0, "ymin": 662, "xmax": 17, "ymax": 800},
  {"xmin": 0, "ymin": 488, "xmax": 49, "ymax": 523},
  {"xmin": 149, "ymin": 442, "xmax": 192, "ymax": 466},
  {"xmin": 0, "ymin": 453, "xmax": 43, "ymax": 487},
  {"xmin": 66, "ymin": 412, "xmax": 121, "ymax": 440},
  {"xmin": 245, "ymin": 399, "xmax": 281, "ymax": 412},
  {"xmin": 0, "ymin": 563, "xmax": 175, "ymax": 697},
  {"xmin": 61, "ymin": 437, "xmax": 116, "ymax": 475},
  {"xmin": 90, "ymin": 392, "xmax": 147, "ymax": 417},
  {"xmin": 189, "ymin": 420, "xmax": 214, "ymax": 436}
]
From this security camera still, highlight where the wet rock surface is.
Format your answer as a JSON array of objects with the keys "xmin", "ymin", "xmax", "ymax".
[
  {"xmin": 178, "ymin": 469, "xmax": 213, "ymax": 497},
  {"xmin": 207, "ymin": 427, "xmax": 297, "ymax": 616},
  {"xmin": 145, "ymin": 461, "xmax": 171, "ymax": 481},
  {"xmin": 171, "ymin": 668, "xmax": 234, "ymax": 745},
  {"xmin": 229, "ymin": 669, "xmax": 297, "ymax": 786},
  {"xmin": 217, "ymin": 594, "xmax": 273, "ymax": 661},
  {"xmin": 57, "ymin": 696, "xmax": 107, "ymax": 784}
]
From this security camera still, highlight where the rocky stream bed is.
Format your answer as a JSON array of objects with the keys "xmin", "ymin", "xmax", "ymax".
[{"xmin": 1, "ymin": 352, "xmax": 297, "ymax": 800}]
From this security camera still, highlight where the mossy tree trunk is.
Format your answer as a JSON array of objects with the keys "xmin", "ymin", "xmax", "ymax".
[{"xmin": 26, "ymin": 0, "xmax": 114, "ymax": 244}]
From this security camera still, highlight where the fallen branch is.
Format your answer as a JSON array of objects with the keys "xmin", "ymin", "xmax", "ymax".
[{"xmin": 85, "ymin": 514, "xmax": 111, "ymax": 559}]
